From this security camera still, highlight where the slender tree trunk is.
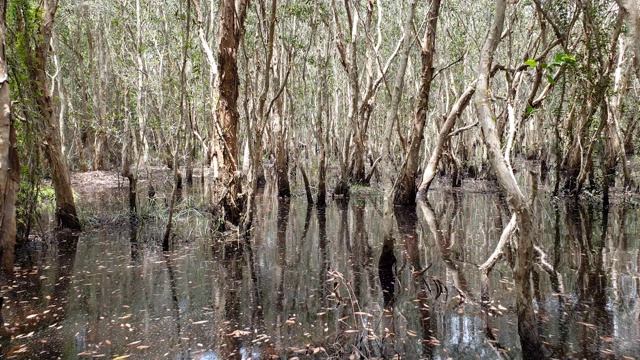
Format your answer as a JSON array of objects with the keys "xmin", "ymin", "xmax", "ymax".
[
  {"xmin": 474, "ymin": 0, "xmax": 545, "ymax": 357},
  {"xmin": 135, "ymin": 0, "xmax": 149, "ymax": 168},
  {"xmin": 392, "ymin": 0, "xmax": 441, "ymax": 206},
  {"xmin": 380, "ymin": 0, "xmax": 418, "ymax": 191},
  {"xmin": 273, "ymin": 44, "xmax": 291, "ymax": 198},
  {"xmin": 93, "ymin": 29, "xmax": 107, "ymax": 171},
  {"xmin": 0, "ymin": 0, "xmax": 19, "ymax": 272},
  {"xmin": 33, "ymin": 0, "xmax": 81, "ymax": 230},
  {"xmin": 122, "ymin": 90, "xmax": 137, "ymax": 213},
  {"xmin": 417, "ymin": 81, "xmax": 476, "ymax": 196}
]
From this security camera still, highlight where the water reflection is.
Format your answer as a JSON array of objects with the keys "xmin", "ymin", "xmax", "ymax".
[
  {"xmin": 1, "ymin": 192, "xmax": 639, "ymax": 358},
  {"xmin": 377, "ymin": 231, "xmax": 396, "ymax": 308}
]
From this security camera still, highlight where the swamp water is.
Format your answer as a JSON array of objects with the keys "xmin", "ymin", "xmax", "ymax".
[{"xmin": 1, "ymin": 186, "xmax": 640, "ymax": 359}]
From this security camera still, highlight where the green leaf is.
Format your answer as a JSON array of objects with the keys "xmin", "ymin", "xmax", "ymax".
[
  {"xmin": 554, "ymin": 53, "xmax": 577, "ymax": 67},
  {"xmin": 546, "ymin": 74, "xmax": 555, "ymax": 85},
  {"xmin": 525, "ymin": 105, "xmax": 539, "ymax": 117},
  {"xmin": 524, "ymin": 59, "xmax": 538, "ymax": 68}
]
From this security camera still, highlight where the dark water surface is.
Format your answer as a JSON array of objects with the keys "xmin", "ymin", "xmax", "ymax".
[{"xmin": 1, "ymin": 188, "xmax": 640, "ymax": 359}]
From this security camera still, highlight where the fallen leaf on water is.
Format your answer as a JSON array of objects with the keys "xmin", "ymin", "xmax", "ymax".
[
  {"xmin": 113, "ymin": 355, "xmax": 130, "ymax": 360},
  {"xmin": 136, "ymin": 345, "xmax": 150, "ymax": 350},
  {"xmin": 192, "ymin": 320, "xmax": 209, "ymax": 325},
  {"xmin": 576, "ymin": 322, "xmax": 597, "ymax": 329},
  {"xmin": 354, "ymin": 312, "xmax": 373, "ymax": 317},
  {"xmin": 227, "ymin": 330, "xmax": 250, "ymax": 337},
  {"xmin": 127, "ymin": 341, "xmax": 141, "ymax": 346}
]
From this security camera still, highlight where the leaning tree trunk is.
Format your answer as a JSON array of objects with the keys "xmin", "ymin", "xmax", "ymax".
[
  {"xmin": 392, "ymin": 0, "xmax": 441, "ymax": 206},
  {"xmin": 474, "ymin": 0, "xmax": 546, "ymax": 357},
  {"xmin": 33, "ymin": 0, "xmax": 81, "ymax": 230},
  {"xmin": 417, "ymin": 81, "xmax": 476, "ymax": 196},
  {"xmin": 0, "ymin": 0, "xmax": 20, "ymax": 272},
  {"xmin": 215, "ymin": 0, "xmax": 249, "ymax": 225}
]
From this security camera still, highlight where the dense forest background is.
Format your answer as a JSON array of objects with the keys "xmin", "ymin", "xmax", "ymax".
[{"xmin": 0, "ymin": 0, "xmax": 639, "ymax": 356}]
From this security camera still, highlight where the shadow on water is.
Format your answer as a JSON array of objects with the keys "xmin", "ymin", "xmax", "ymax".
[{"xmin": 2, "ymin": 190, "xmax": 640, "ymax": 358}]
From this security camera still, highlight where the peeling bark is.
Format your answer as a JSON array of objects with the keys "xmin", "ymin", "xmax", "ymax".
[
  {"xmin": 0, "ymin": 0, "xmax": 19, "ymax": 272},
  {"xmin": 392, "ymin": 0, "xmax": 441, "ymax": 206},
  {"xmin": 215, "ymin": 0, "xmax": 249, "ymax": 224}
]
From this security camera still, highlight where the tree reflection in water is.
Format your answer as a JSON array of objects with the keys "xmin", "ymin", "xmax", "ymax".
[{"xmin": 2, "ymin": 192, "xmax": 640, "ymax": 359}]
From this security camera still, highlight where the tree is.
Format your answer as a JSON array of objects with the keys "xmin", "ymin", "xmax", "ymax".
[
  {"xmin": 392, "ymin": 0, "xmax": 441, "ymax": 205},
  {"xmin": 214, "ymin": 0, "xmax": 249, "ymax": 225},
  {"xmin": 473, "ymin": 0, "xmax": 545, "ymax": 356},
  {"xmin": 0, "ymin": 0, "xmax": 19, "ymax": 272},
  {"xmin": 28, "ymin": 0, "xmax": 81, "ymax": 230}
]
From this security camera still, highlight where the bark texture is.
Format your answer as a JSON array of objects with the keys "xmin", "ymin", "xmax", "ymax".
[
  {"xmin": 0, "ymin": 0, "xmax": 19, "ymax": 272},
  {"xmin": 392, "ymin": 0, "xmax": 441, "ymax": 205},
  {"xmin": 32, "ymin": 0, "xmax": 81, "ymax": 230},
  {"xmin": 215, "ymin": 0, "xmax": 249, "ymax": 224}
]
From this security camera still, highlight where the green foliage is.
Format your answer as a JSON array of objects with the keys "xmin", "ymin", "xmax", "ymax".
[
  {"xmin": 39, "ymin": 184, "xmax": 56, "ymax": 204},
  {"xmin": 525, "ymin": 105, "xmax": 539, "ymax": 117},
  {"xmin": 524, "ymin": 53, "xmax": 576, "ymax": 86},
  {"xmin": 552, "ymin": 53, "xmax": 577, "ymax": 67},
  {"xmin": 283, "ymin": 0, "xmax": 313, "ymax": 21}
]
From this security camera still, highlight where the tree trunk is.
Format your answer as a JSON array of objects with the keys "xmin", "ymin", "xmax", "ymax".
[
  {"xmin": 392, "ymin": 0, "xmax": 441, "ymax": 206},
  {"xmin": 313, "ymin": 32, "xmax": 330, "ymax": 207},
  {"xmin": 33, "ymin": 0, "xmax": 81, "ymax": 230},
  {"xmin": 624, "ymin": 0, "xmax": 640, "ymax": 79},
  {"xmin": 215, "ymin": 0, "xmax": 249, "ymax": 224},
  {"xmin": 417, "ymin": 81, "xmax": 476, "ymax": 196},
  {"xmin": 380, "ymin": 0, "xmax": 418, "ymax": 190},
  {"xmin": 273, "ymin": 48, "xmax": 290, "ymax": 198},
  {"xmin": 474, "ymin": 0, "xmax": 546, "ymax": 357},
  {"xmin": 0, "ymin": 1, "xmax": 19, "ymax": 272}
]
